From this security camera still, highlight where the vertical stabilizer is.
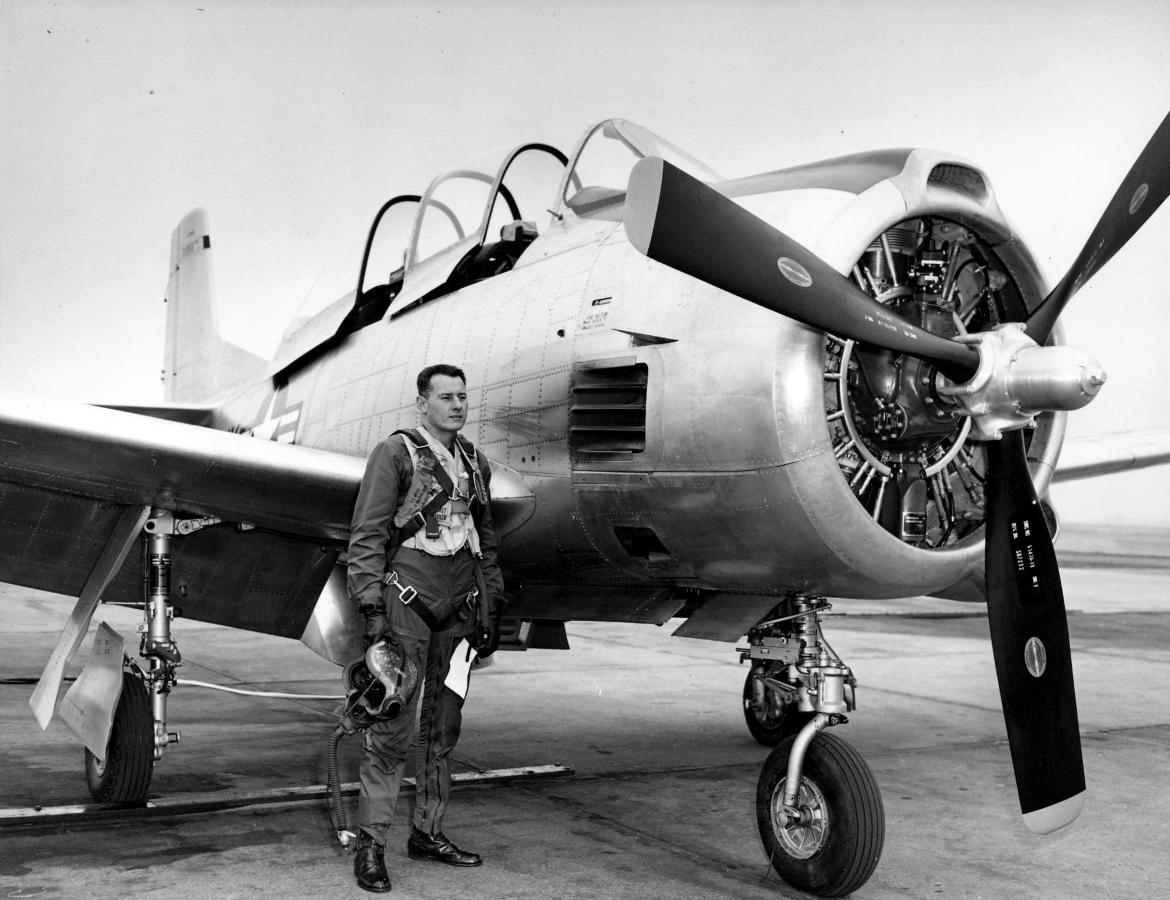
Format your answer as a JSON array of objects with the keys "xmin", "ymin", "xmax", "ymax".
[{"xmin": 164, "ymin": 209, "xmax": 265, "ymax": 401}]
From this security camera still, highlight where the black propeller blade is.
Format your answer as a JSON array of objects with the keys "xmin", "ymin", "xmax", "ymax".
[
  {"xmin": 1026, "ymin": 109, "xmax": 1170, "ymax": 344},
  {"xmin": 624, "ymin": 157, "xmax": 981, "ymax": 383},
  {"xmin": 984, "ymin": 430, "xmax": 1085, "ymax": 833}
]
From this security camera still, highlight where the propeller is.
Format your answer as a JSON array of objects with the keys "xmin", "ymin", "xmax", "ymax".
[
  {"xmin": 623, "ymin": 158, "xmax": 981, "ymax": 384},
  {"xmin": 624, "ymin": 112, "xmax": 1169, "ymax": 833},
  {"xmin": 1026, "ymin": 109, "xmax": 1170, "ymax": 344}
]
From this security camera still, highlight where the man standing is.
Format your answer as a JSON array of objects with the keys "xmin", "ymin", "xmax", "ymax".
[{"xmin": 346, "ymin": 363, "xmax": 505, "ymax": 893}]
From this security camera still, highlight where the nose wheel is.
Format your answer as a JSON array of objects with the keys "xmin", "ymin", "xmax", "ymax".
[{"xmin": 757, "ymin": 731, "xmax": 885, "ymax": 897}]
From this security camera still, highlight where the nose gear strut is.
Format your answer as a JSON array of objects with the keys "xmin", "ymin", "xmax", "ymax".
[
  {"xmin": 741, "ymin": 595, "xmax": 884, "ymax": 895},
  {"xmin": 740, "ymin": 596, "xmax": 856, "ymax": 813}
]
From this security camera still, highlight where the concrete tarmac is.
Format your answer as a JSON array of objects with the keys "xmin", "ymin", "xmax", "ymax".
[{"xmin": 1, "ymin": 523, "xmax": 1168, "ymax": 899}]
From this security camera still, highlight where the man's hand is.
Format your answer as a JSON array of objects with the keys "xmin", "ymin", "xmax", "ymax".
[
  {"xmin": 473, "ymin": 612, "xmax": 501, "ymax": 660},
  {"xmin": 361, "ymin": 605, "xmax": 391, "ymax": 648}
]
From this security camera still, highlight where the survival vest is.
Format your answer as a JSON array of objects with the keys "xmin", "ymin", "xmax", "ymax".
[{"xmin": 390, "ymin": 428, "xmax": 487, "ymax": 543}]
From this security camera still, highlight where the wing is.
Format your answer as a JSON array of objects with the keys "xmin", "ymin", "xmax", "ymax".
[
  {"xmin": 0, "ymin": 388, "xmax": 535, "ymax": 638},
  {"xmin": 0, "ymin": 388, "xmax": 364, "ymax": 638},
  {"xmin": 1051, "ymin": 427, "xmax": 1170, "ymax": 482}
]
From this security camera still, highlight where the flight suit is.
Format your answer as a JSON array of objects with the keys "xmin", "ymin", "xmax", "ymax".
[{"xmin": 347, "ymin": 427, "xmax": 504, "ymax": 847}]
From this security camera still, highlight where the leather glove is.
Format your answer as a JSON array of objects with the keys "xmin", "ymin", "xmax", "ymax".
[
  {"xmin": 473, "ymin": 613, "xmax": 501, "ymax": 660},
  {"xmin": 361, "ymin": 604, "xmax": 391, "ymax": 648}
]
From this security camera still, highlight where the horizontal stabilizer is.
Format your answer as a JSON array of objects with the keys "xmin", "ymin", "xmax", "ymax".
[{"xmin": 98, "ymin": 402, "xmax": 217, "ymax": 427}]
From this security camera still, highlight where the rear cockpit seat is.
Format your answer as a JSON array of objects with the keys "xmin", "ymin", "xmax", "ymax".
[{"xmin": 454, "ymin": 219, "xmax": 539, "ymax": 282}]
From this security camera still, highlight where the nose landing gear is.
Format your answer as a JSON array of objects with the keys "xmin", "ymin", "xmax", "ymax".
[
  {"xmin": 741, "ymin": 596, "xmax": 884, "ymax": 896},
  {"xmin": 757, "ymin": 730, "xmax": 884, "ymax": 897}
]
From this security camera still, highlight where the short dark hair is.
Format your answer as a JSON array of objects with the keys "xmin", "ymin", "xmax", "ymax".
[{"xmin": 417, "ymin": 364, "xmax": 467, "ymax": 396}]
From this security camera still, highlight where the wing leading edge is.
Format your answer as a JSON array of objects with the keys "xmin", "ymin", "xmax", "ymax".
[{"xmin": 0, "ymin": 388, "xmax": 365, "ymax": 636}]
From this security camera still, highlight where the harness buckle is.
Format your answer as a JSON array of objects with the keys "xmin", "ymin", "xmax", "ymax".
[{"xmin": 382, "ymin": 570, "xmax": 419, "ymax": 605}]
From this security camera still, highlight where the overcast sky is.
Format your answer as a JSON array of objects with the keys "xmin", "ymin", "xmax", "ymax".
[{"xmin": 2, "ymin": 0, "xmax": 1169, "ymax": 524}]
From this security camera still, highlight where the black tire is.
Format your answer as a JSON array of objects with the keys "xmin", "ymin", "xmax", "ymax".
[
  {"xmin": 743, "ymin": 670, "xmax": 813, "ymax": 747},
  {"xmin": 756, "ymin": 731, "xmax": 884, "ymax": 898},
  {"xmin": 85, "ymin": 670, "xmax": 154, "ymax": 803}
]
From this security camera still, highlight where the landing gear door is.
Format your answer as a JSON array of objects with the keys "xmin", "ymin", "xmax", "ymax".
[{"xmin": 58, "ymin": 622, "xmax": 128, "ymax": 759}]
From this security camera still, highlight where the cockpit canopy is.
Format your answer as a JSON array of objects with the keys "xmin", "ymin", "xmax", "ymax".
[
  {"xmin": 374, "ymin": 118, "xmax": 723, "ymax": 299},
  {"xmin": 275, "ymin": 119, "xmax": 720, "ymax": 376}
]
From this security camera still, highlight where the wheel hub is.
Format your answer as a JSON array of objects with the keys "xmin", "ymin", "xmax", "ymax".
[{"xmin": 771, "ymin": 776, "xmax": 829, "ymax": 859}]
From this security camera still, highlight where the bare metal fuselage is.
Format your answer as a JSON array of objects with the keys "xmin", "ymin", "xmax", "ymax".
[{"xmin": 210, "ymin": 149, "xmax": 1058, "ymax": 639}]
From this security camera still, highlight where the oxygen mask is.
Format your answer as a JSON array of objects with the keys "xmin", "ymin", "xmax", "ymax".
[{"xmin": 341, "ymin": 638, "xmax": 419, "ymax": 731}]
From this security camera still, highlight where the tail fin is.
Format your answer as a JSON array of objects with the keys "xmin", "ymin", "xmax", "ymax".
[{"xmin": 164, "ymin": 209, "xmax": 266, "ymax": 401}]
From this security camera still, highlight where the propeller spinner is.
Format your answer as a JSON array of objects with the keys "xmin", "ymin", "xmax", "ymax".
[{"xmin": 623, "ymin": 113, "xmax": 1169, "ymax": 833}]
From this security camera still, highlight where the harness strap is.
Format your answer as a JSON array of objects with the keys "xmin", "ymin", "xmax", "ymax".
[
  {"xmin": 383, "ymin": 570, "xmax": 441, "ymax": 630},
  {"xmin": 383, "ymin": 569, "xmax": 477, "ymax": 632},
  {"xmin": 393, "ymin": 429, "xmax": 481, "ymax": 544}
]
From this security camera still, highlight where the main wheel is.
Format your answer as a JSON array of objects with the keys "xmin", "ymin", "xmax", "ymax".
[
  {"xmin": 85, "ymin": 670, "xmax": 154, "ymax": 803},
  {"xmin": 756, "ymin": 731, "xmax": 884, "ymax": 897},
  {"xmin": 743, "ymin": 669, "xmax": 813, "ymax": 747}
]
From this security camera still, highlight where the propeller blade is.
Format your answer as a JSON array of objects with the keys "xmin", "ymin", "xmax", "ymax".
[
  {"xmin": 984, "ymin": 430, "xmax": 1085, "ymax": 833},
  {"xmin": 625, "ymin": 157, "xmax": 980, "ymax": 383},
  {"xmin": 1027, "ymin": 109, "xmax": 1170, "ymax": 344}
]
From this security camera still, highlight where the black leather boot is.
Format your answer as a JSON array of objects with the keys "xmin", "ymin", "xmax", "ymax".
[
  {"xmin": 407, "ymin": 826, "xmax": 483, "ymax": 867},
  {"xmin": 354, "ymin": 831, "xmax": 392, "ymax": 893}
]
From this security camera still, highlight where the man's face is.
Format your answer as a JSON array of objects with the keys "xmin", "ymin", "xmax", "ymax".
[{"xmin": 417, "ymin": 374, "xmax": 467, "ymax": 439}]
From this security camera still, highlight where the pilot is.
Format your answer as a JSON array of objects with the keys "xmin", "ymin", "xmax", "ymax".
[{"xmin": 346, "ymin": 363, "xmax": 505, "ymax": 893}]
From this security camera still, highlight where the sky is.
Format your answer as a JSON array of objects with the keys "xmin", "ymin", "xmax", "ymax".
[{"xmin": 2, "ymin": 0, "xmax": 1169, "ymax": 525}]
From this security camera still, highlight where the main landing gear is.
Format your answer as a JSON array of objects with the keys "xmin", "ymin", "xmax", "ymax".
[
  {"xmin": 86, "ymin": 510, "xmax": 192, "ymax": 802},
  {"xmin": 740, "ymin": 596, "xmax": 884, "ymax": 897}
]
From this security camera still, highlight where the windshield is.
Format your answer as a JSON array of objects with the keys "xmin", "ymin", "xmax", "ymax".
[{"xmin": 563, "ymin": 118, "xmax": 723, "ymax": 220}]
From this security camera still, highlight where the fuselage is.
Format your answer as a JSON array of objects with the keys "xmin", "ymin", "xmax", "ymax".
[{"xmin": 197, "ymin": 125, "xmax": 1062, "ymax": 621}]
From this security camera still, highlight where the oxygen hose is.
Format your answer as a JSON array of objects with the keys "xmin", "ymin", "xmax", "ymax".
[{"xmin": 327, "ymin": 724, "xmax": 356, "ymax": 849}]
